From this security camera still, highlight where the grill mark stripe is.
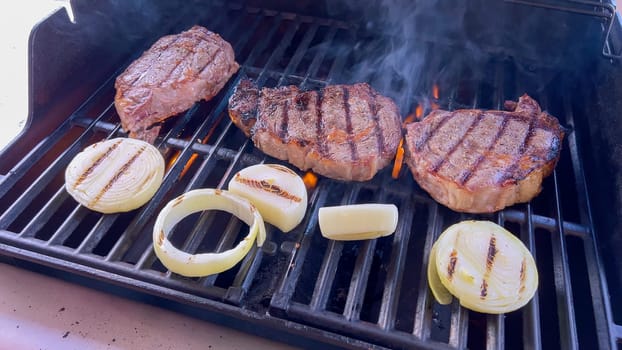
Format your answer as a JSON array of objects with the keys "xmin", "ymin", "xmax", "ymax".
[
  {"xmin": 480, "ymin": 234, "xmax": 498, "ymax": 300},
  {"xmin": 415, "ymin": 111, "xmax": 454, "ymax": 152},
  {"xmin": 498, "ymin": 114, "xmax": 536, "ymax": 184},
  {"xmin": 158, "ymin": 46, "xmax": 215, "ymax": 89},
  {"xmin": 431, "ymin": 111, "xmax": 483, "ymax": 172},
  {"xmin": 128, "ymin": 34, "xmax": 186, "ymax": 89},
  {"xmin": 519, "ymin": 257, "xmax": 527, "ymax": 294},
  {"xmin": 196, "ymin": 48, "xmax": 223, "ymax": 77},
  {"xmin": 342, "ymin": 86, "xmax": 357, "ymax": 161},
  {"xmin": 460, "ymin": 115, "xmax": 511, "ymax": 185},
  {"xmin": 480, "ymin": 279, "xmax": 489, "ymax": 299},
  {"xmin": 73, "ymin": 140, "xmax": 123, "ymax": 189},
  {"xmin": 447, "ymin": 249, "xmax": 458, "ymax": 281},
  {"xmin": 234, "ymin": 174, "xmax": 302, "ymax": 202},
  {"xmin": 89, "ymin": 146, "xmax": 147, "ymax": 207},
  {"xmin": 367, "ymin": 86, "xmax": 385, "ymax": 156},
  {"xmin": 279, "ymin": 99, "xmax": 290, "ymax": 140},
  {"xmin": 315, "ymin": 88, "xmax": 326, "ymax": 156},
  {"xmin": 486, "ymin": 235, "xmax": 498, "ymax": 271}
]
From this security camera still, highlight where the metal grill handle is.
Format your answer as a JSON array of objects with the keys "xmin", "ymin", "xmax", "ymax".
[{"xmin": 505, "ymin": 0, "xmax": 621, "ymax": 59}]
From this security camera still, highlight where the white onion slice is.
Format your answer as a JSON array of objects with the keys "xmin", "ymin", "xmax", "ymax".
[
  {"xmin": 153, "ymin": 189, "xmax": 266, "ymax": 277},
  {"xmin": 228, "ymin": 164, "xmax": 307, "ymax": 232},
  {"xmin": 318, "ymin": 204, "xmax": 398, "ymax": 241},
  {"xmin": 65, "ymin": 137, "xmax": 164, "ymax": 213},
  {"xmin": 430, "ymin": 220, "xmax": 539, "ymax": 314},
  {"xmin": 427, "ymin": 239, "xmax": 453, "ymax": 305}
]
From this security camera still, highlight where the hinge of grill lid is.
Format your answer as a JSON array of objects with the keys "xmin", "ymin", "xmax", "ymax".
[{"xmin": 505, "ymin": 0, "xmax": 621, "ymax": 60}]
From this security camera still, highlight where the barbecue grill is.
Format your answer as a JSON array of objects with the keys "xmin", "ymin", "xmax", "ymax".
[{"xmin": 1, "ymin": 0, "xmax": 621, "ymax": 349}]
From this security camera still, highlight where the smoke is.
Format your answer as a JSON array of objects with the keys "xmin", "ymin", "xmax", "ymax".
[
  {"xmin": 322, "ymin": 0, "xmax": 488, "ymax": 114},
  {"xmin": 320, "ymin": 0, "xmax": 598, "ymax": 115}
]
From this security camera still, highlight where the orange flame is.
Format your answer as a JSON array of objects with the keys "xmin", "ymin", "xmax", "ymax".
[
  {"xmin": 433, "ymin": 84, "xmax": 440, "ymax": 100},
  {"xmin": 303, "ymin": 171, "xmax": 318, "ymax": 190},
  {"xmin": 416, "ymin": 104, "xmax": 424, "ymax": 118},
  {"xmin": 169, "ymin": 124, "xmax": 220, "ymax": 178},
  {"xmin": 392, "ymin": 138, "xmax": 405, "ymax": 179},
  {"xmin": 403, "ymin": 113, "xmax": 416, "ymax": 126},
  {"xmin": 180, "ymin": 153, "xmax": 199, "ymax": 178}
]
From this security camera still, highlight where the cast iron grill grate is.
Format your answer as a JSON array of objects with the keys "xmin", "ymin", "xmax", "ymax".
[{"xmin": 0, "ymin": 2, "xmax": 618, "ymax": 349}]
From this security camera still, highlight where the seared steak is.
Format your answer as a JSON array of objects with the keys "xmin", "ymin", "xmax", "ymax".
[
  {"xmin": 404, "ymin": 94, "xmax": 564, "ymax": 213},
  {"xmin": 229, "ymin": 79, "xmax": 402, "ymax": 181},
  {"xmin": 115, "ymin": 26, "xmax": 239, "ymax": 143}
]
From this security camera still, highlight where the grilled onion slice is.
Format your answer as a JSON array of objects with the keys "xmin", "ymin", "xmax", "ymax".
[
  {"xmin": 428, "ymin": 220, "xmax": 538, "ymax": 314},
  {"xmin": 153, "ymin": 189, "xmax": 266, "ymax": 277},
  {"xmin": 318, "ymin": 204, "xmax": 398, "ymax": 241},
  {"xmin": 65, "ymin": 138, "xmax": 164, "ymax": 213},
  {"xmin": 228, "ymin": 164, "xmax": 307, "ymax": 232},
  {"xmin": 427, "ymin": 240, "xmax": 453, "ymax": 305}
]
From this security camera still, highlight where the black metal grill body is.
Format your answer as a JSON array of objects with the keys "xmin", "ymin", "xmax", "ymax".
[{"xmin": 0, "ymin": 1, "xmax": 621, "ymax": 349}]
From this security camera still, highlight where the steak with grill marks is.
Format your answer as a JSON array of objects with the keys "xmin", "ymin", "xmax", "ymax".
[
  {"xmin": 115, "ymin": 26, "xmax": 239, "ymax": 143},
  {"xmin": 404, "ymin": 94, "xmax": 564, "ymax": 213},
  {"xmin": 228, "ymin": 79, "xmax": 402, "ymax": 181}
]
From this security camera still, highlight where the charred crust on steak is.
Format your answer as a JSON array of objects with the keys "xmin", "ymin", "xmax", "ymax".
[
  {"xmin": 115, "ymin": 26, "xmax": 239, "ymax": 143},
  {"xmin": 404, "ymin": 94, "xmax": 564, "ymax": 213},
  {"xmin": 229, "ymin": 79, "xmax": 260, "ymax": 136},
  {"xmin": 228, "ymin": 80, "xmax": 402, "ymax": 181}
]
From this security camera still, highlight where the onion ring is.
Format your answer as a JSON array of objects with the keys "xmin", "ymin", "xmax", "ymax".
[{"xmin": 153, "ymin": 189, "xmax": 266, "ymax": 277}]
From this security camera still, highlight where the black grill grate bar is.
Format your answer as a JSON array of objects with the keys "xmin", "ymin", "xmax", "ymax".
[
  {"xmin": 287, "ymin": 301, "xmax": 456, "ymax": 350},
  {"xmin": 486, "ymin": 212, "xmax": 507, "ymax": 350},
  {"xmin": 486, "ymin": 313, "xmax": 505, "ymax": 350},
  {"xmin": 0, "ymin": 233, "xmax": 228, "ymax": 300},
  {"xmin": 309, "ymin": 238, "xmax": 343, "ymax": 310},
  {"xmin": 74, "ymin": 210, "xmax": 110, "ymax": 254},
  {"xmin": 277, "ymin": 22, "xmax": 320, "ymax": 85},
  {"xmin": 563, "ymin": 87, "xmax": 617, "ymax": 348},
  {"xmin": 309, "ymin": 185, "xmax": 361, "ymax": 311},
  {"xmin": 19, "ymin": 186, "xmax": 70, "ymax": 238},
  {"xmin": 253, "ymin": 16, "xmax": 303, "ymax": 87},
  {"xmin": 551, "ymin": 170, "xmax": 579, "ymax": 350},
  {"xmin": 200, "ymin": 216, "xmax": 248, "ymax": 286},
  {"xmin": 342, "ymin": 186, "xmax": 388, "ymax": 321},
  {"xmin": 522, "ymin": 203, "xmax": 543, "ymax": 349},
  {"xmin": 484, "ymin": 63, "xmax": 508, "ymax": 350},
  {"xmin": 245, "ymin": 68, "xmax": 332, "ymax": 87},
  {"xmin": 447, "ymin": 215, "xmax": 471, "ymax": 349},
  {"xmin": 448, "ymin": 280, "xmax": 470, "ymax": 348},
  {"xmin": 227, "ymin": 237, "xmax": 263, "ymax": 301},
  {"xmin": 503, "ymin": 210, "xmax": 589, "ymax": 238},
  {"xmin": 541, "ymin": 85, "xmax": 578, "ymax": 349},
  {"xmin": 0, "ymin": 102, "xmax": 116, "ymax": 230},
  {"xmin": 270, "ymin": 181, "xmax": 331, "ymax": 312},
  {"xmin": 300, "ymin": 26, "xmax": 339, "ymax": 88},
  {"xmin": 101, "ymin": 12, "xmax": 269, "ymax": 262},
  {"xmin": 377, "ymin": 196, "xmax": 418, "ymax": 331},
  {"xmin": 412, "ymin": 203, "xmax": 441, "ymax": 340}
]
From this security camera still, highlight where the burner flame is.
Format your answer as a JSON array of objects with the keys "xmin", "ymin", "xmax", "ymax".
[{"xmin": 302, "ymin": 171, "xmax": 318, "ymax": 190}]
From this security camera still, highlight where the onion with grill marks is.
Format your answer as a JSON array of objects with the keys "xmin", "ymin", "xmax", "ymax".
[
  {"xmin": 228, "ymin": 164, "xmax": 307, "ymax": 233},
  {"xmin": 428, "ymin": 220, "xmax": 539, "ymax": 314},
  {"xmin": 65, "ymin": 138, "xmax": 165, "ymax": 214}
]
